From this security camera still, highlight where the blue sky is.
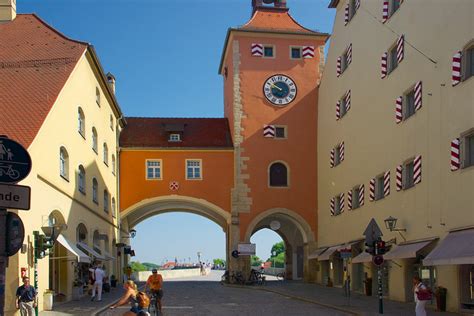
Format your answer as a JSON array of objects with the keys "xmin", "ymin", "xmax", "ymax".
[{"xmin": 19, "ymin": 0, "xmax": 335, "ymax": 264}]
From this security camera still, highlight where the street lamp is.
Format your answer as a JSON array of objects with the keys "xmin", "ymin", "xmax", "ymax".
[
  {"xmin": 197, "ymin": 251, "xmax": 202, "ymax": 263},
  {"xmin": 271, "ymin": 250, "xmax": 276, "ymax": 268},
  {"xmin": 384, "ymin": 216, "xmax": 406, "ymax": 232},
  {"xmin": 130, "ymin": 229, "xmax": 137, "ymax": 238}
]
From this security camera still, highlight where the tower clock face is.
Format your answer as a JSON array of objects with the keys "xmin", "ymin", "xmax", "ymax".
[{"xmin": 263, "ymin": 74, "xmax": 297, "ymax": 106}]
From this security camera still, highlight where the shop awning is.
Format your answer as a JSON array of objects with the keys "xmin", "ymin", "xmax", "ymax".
[
  {"xmin": 56, "ymin": 235, "xmax": 91, "ymax": 263},
  {"xmin": 351, "ymin": 252, "xmax": 372, "ymax": 264},
  {"xmin": 103, "ymin": 250, "xmax": 115, "ymax": 261},
  {"xmin": 77, "ymin": 242, "xmax": 106, "ymax": 261},
  {"xmin": 308, "ymin": 247, "xmax": 328, "ymax": 260},
  {"xmin": 424, "ymin": 229, "xmax": 474, "ymax": 266},
  {"xmin": 384, "ymin": 239, "xmax": 435, "ymax": 260},
  {"xmin": 337, "ymin": 239, "xmax": 364, "ymax": 251},
  {"xmin": 318, "ymin": 245, "xmax": 341, "ymax": 261}
]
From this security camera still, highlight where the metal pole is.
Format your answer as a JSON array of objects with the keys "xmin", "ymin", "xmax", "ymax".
[
  {"xmin": 378, "ymin": 265, "xmax": 383, "ymax": 314},
  {"xmin": 33, "ymin": 231, "xmax": 39, "ymax": 316},
  {"xmin": 0, "ymin": 208, "xmax": 7, "ymax": 316}
]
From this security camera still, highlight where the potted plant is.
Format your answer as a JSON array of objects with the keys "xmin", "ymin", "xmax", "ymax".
[
  {"xmin": 435, "ymin": 286, "xmax": 447, "ymax": 312},
  {"xmin": 72, "ymin": 279, "xmax": 83, "ymax": 301}
]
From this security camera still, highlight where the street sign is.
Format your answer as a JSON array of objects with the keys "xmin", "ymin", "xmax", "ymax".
[
  {"xmin": 6, "ymin": 212, "xmax": 25, "ymax": 256},
  {"xmin": 0, "ymin": 183, "xmax": 31, "ymax": 210},
  {"xmin": 237, "ymin": 243, "xmax": 256, "ymax": 256},
  {"xmin": 373, "ymin": 255, "xmax": 384, "ymax": 266},
  {"xmin": 0, "ymin": 137, "xmax": 32, "ymax": 184},
  {"xmin": 363, "ymin": 218, "xmax": 383, "ymax": 245}
]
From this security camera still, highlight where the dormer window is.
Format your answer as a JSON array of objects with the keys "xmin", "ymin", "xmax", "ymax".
[{"xmin": 169, "ymin": 133, "xmax": 181, "ymax": 142}]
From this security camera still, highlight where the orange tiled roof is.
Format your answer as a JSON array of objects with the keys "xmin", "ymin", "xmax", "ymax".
[
  {"xmin": 120, "ymin": 117, "xmax": 233, "ymax": 149},
  {"xmin": 0, "ymin": 14, "xmax": 87, "ymax": 148}
]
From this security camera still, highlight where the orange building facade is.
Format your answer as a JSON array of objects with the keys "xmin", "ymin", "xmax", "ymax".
[{"xmin": 119, "ymin": 0, "xmax": 327, "ymax": 280}]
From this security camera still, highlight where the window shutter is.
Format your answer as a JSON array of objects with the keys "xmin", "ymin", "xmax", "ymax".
[
  {"xmin": 251, "ymin": 43, "xmax": 263, "ymax": 57},
  {"xmin": 347, "ymin": 43, "xmax": 352, "ymax": 65},
  {"xmin": 336, "ymin": 101, "xmax": 341, "ymax": 120},
  {"xmin": 381, "ymin": 52, "xmax": 388, "ymax": 78},
  {"xmin": 395, "ymin": 96, "xmax": 403, "ymax": 123},
  {"xmin": 330, "ymin": 198, "xmax": 335, "ymax": 216},
  {"xmin": 452, "ymin": 51, "xmax": 462, "ymax": 86},
  {"xmin": 263, "ymin": 125, "xmax": 275, "ymax": 138},
  {"xmin": 348, "ymin": 190, "xmax": 352, "ymax": 210},
  {"xmin": 344, "ymin": 4, "xmax": 349, "ymax": 25},
  {"xmin": 397, "ymin": 35, "xmax": 404, "ymax": 63},
  {"xmin": 337, "ymin": 56, "xmax": 342, "ymax": 77},
  {"xmin": 302, "ymin": 46, "xmax": 315, "ymax": 58},
  {"xmin": 359, "ymin": 184, "xmax": 365, "ymax": 206},
  {"xmin": 340, "ymin": 193, "xmax": 345, "ymax": 213},
  {"xmin": 330, "ymin": 149, "xmax": 335, "ymax": 168},
  {"xmin": 383, "ymin": 171, "xmax": 390, "ymax": 197},
  {"xmin": 414, "ymin": 155, "xmax": 422, "ymax": 184},
  {"xmin": 339, "ymin": 142, "xmax": 345, "ymax": 162},
  {"xmin": 414, "ymin": 81, "xmax": 422, "ymax": 111},
  {"xmin": 451, "ymin": 138, "xmax": 460, "ymax": 171},
  {"xmin": 396, "ymin": 165, "xmax": 403, "ymax": 191},
  {"xmin": 356, "ymin": 0, "xmax": 361, "ymax": 10},
  {"xmin": 369, "ymin": 179, "xmax": 375, "ymax": 201},
  {"xmin": 345, "ymin": 90, "xmax": 351, "ymax": 112},
  {"xmin": 382, "ymin": 0, "xmax": 389, "ymax": 22}
]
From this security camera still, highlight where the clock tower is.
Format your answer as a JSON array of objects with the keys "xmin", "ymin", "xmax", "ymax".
[{"xmin": 219, "ymin": 0, "xmax": 328, "ymax": 280}]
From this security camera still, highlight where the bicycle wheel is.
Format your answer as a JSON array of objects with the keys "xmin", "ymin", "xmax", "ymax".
[{"xmin": 148, "ymin": 300, "xmax": 158, "ymax": 316}]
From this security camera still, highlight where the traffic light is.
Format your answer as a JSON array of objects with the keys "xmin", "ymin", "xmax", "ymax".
[
  {"xmin": 365, "ymin": 241, "xmax": 375, "ymax": 255},
  {"xmin": 375, "ymin": 239, "xmax": 386, "ymax": 255},
  {"xmin": 34, "ymin": 233, "xmax": 54, "ymax": 259}
]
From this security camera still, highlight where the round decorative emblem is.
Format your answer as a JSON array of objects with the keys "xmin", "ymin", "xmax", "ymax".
[
  {"xmin": 270, "ymin": 220, "xmax": 281, "ymax": 231},
  {"xmin": 169, "ymin": 181, "xmax": 179, "ymax": 191}
]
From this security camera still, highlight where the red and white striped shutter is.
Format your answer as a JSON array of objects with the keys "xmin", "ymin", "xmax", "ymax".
[
  {"xmin": 330, "ymin": 198, "xmax": 335, "ymax": 216},
  {"xmin": 347, "ymin": 43, "xmax": 352, "ymax": 65},
  {"xmin": 359, "ymin": 184, "xmax": 365, "ymax": 206},
  {"xmin": 395, "ymin": 96, "xmax": 403, "ymax": 123},
  {"xmin": 345, "ymin": 90, "xmax": 351, "ymax": 112},
  {"xmin": 330, "ymin": 149, "xmax": 335, "ymax": 168},
  {"xmin": 337, "ymin": 56, "xmax": 342, "ymax": 77},
  {"xmin": 348, "ymin": 190, "xmax": 352, "ymax": 210},
  {"xmin": 452, "ymin": 51, "xmax": 462, "ymax": 86},
  {"xmin": 302, "ymin": 46, "xmax": 315, "ymax": 58},
  {"xmin": 396, "ymin": 35, "xmax": 404, "ymax": 63},
  {"xmin": 382, "ymin": 0, "xmax": 389, "ymax": 22},
  {"xmin": 339, "ymin": 142, "xmax": 345, "ymax": 162},
  {"xmin": 356, "ymin": 0, "xmax": 361, "ymax": 10},
  {"xmin": 381, "ymin": 52, "xmax": 388, "ymax": 79},
  {"xmin": 451, "ymin": 138, "xmax": 461, "ymax": 171},
  {"xmin": 396, "ymin": 165, "xmax": 403, "ymax": 191},
  {"xmin": 340, "ymin": 193, "xmax": 345, "ymax": 213},
  {"xmin": 383, "ymin": 171, "xmax": 390, "ymax": 197},
  {"xmin": 336, "ymin": 101, "xmax": 341, "ymax": 120},
  {"xmin": 344, "ymin": 4, "xmax": 349, "ymax": 25},
  {"xmin": 414, "ymin": 81, "xmax": 422, "ymax": 111},
  {"xmin": 251, "ymin": 43, "xmax": 263, "ymax": 57},
  {"xmin": 369, "ymin": 179, "xmax": 375, "ymax": 201},
  {"xmin": 414, "ymin": 155, "xmax": 422, "ymax": 184},
  {"xmin": 263, "ymin": 125, "xmax": 275, "ymax": 138}
]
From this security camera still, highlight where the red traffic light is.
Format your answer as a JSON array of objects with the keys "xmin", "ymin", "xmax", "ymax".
[{"xmin": 373, "ymin": 255, "xmax": 384, "ymax": 266}]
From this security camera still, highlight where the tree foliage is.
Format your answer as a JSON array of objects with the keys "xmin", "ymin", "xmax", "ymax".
[
  {"xmin": 213, "ymin": 258, "xmax": 226, "ymax": 267},
  {"xmin": 271, "ymin": 241, "xmax": 285, "ymax": 257},
  {"xmin": 130, "ymin": 261, "xmax": 148, "ymax": 272},
  {"xmin": 250, "ymin": 255, "xmax": 262, "ymax": 266}
]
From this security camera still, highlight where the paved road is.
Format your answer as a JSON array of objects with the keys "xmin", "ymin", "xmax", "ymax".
[{"xmin": 98, "ymin": 271, "xmax": 348, "ymax": 316}]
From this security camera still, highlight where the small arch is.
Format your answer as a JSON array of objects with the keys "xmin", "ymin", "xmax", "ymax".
[
  {"xmin": 76, "ymin": 223, "xmax": 88, "ymax": 243},
  {"xmin": 78, "ymin": 107, "xmax": 85, "ymax": 137},
  {"xmin": 92, "ymin": 127, "xmax": 98, "ymax": 153},
  {"xmin": 59, "ymin": 146, "xmax": 69, "ymax": 180},
  {"xmin": 78, "ymin": 165, "xmax": 86, "ymax": 194},
  {"xmin": 268, "ymin": 161, "xmax": 289, "ymax": 187},
  {"xmin": 103, "ymin": 143, "xmax": 108, "ymax": 166},
  {"xmin": 92, "ymin": 178, "xmax": 98, "ymax": 204}
]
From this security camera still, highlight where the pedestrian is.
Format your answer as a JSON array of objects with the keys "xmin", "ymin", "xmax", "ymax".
[
  {"xmin": 413, "ymin": 275, "xmax": 431, "ymax": 316},
  {"xmin": 15, "ymin": 276, "xmax": 37, "ymax": 316},
  {"xmin": 90, "ymin": 263, "xmax": 105, "ymax": 301},
  {"xmin": 109, "ymin": 280, "xmax": 149, "ymax": 315}
]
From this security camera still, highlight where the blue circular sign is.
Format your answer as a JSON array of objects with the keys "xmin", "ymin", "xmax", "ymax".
[{"xmin": 0, "ymin": 137, "xmax": 32, "ymax": 184}]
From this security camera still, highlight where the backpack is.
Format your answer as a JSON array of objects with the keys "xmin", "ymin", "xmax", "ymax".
[{"xmin": 137, "ymin": 291, "xmax": 150, "ymax": 308}]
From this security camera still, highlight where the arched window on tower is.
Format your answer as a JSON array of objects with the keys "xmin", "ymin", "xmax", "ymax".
[
  {"xmin": 269, "ymin": 162, "xmax": 288, "ymax": 187},
  {"xmin": 78, "ymin": 165, "xmax": 86, "ymax": 194},
  {"xmin": 78, "ymin": 107, "xmax": 85, "ymax": 137},
  {"xmin": 59, "ymin": 147, "xmax": 69, "ymax": 180}
]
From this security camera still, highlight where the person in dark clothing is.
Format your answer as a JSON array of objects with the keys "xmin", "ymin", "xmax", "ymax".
[{"xmin": 15, "ymin": 277, "xmax": 37, "ymax": 316}]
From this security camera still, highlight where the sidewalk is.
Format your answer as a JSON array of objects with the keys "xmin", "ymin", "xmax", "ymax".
[{"xmin": 259, "ymin": 280, "xmax": 463, "ymax": 316}]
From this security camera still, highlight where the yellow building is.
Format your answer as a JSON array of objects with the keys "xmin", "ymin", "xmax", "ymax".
[
  {"xmin": 0, "ymin": 2, "xmax": 125, "ymax": 313},
  {"xmin": 317, "ymin": 0, "xmax": 474, "ymax": 312}
]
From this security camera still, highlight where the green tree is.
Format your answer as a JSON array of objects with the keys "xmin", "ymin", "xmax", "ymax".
[
  {"xmin": 270, "ymin": 241, "xmax": 285, "ymax": 257},
  {"xmin": 251, "ymin": 255, "xmax": 262, "ymax": 267},
  {"xmin": 213, "ymin": 258, "xmax": 226, "ymax": 267},
  {"xmin": 142, "ymin": 262, "xmax": 159, "ymax": 271},
  {"xmin": 130, "ymin": 261, "xmax": 147, "ymax": 272}
]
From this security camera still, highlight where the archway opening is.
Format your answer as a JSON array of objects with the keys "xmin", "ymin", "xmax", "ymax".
[{"xmin": 250, "ymin": 228, "xmax": 286, "ymax": 277}]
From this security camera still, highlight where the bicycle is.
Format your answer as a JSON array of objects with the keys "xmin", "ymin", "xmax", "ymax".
[
  {"xmin": 230, "ymin": 271, "xmax": 245, "ymax": 285},
  {"xmin": 276, "ymin": 271, "xmax": 285, "ymax": 281},
  {"xmin": 147, "ymin": 290, "xmax": 161, "ymax": 316}
]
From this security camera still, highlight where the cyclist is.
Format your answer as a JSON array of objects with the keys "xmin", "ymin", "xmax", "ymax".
[{"xmin": 145, "ymin": 269, "xmax": 163, "ymax": 314}]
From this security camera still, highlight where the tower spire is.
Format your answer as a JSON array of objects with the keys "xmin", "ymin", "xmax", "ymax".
[{"xmin": 252, "ymin": 0, "xmax": 287, "ymax": 16}]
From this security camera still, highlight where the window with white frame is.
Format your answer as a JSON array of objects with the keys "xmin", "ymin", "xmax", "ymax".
[
  {"xmin": 146, "ymin": 160, "xmax": 162, "ymax": 179},
  {"xmin": 112, "ymin": 155, "xmax": 116, "ymax": 175},
  {"xmin": 95, "ymin": 87, "xmax": 101, "ymax": 106},
  {"xmin": 59, "ymin": 147, "xmax": 69, "ymax": 180},
  {"xmin": 375, "ymin": 175, "xmax": 385, "ymax": 200},
  {"xmin": 103, "ymin": 143, "xmax": 108, "ymax": 166},
  {"xmin": 388, "ymin": 44, "xmax": 398, "ymax": 74},
  {"xmin": 462, "ymin": 131, "xmax": 474, "ymax": 169},
  {"xmin": 92, "ymin": 178, "xmax": 98, "ymax": 204},
  {"xmin": 403, "ymin": 160, "xmax": 415, "ymax": 189},
  {"xmin": 92, "ymin": 127, "xmax": 98, "ymax": 153},
  {"xmin": 169, "ymin": 133, "xmax": 181, "ymax": 142},
  {"xmin": 104, "ymin": 190, "xmax": 109, "ymax": 213},
  {"xmin": 78, "ymin": 165, "xmax": 86, "ymax": 194},
  {"xmin": 263, "ymin": 45, "xmax": 274, "ymax": 58},
  {"xmin": 186, "ymin": 160, "xmax": 202, "ymax": 180},
  {"xmin": 112, "ymin": 198, "xmax": 116, "ymax": 218},
  {"xmin": 290, "ymin": 47, "xmax": 302, "ymax": 59},
  {"xmin": 275, "ymin": 126, "xmax": 287, "ymax": 139},
  {"xmin": 78, "ymin": 107, "xmax": 85, "ymax": 137},
  {"xmin": 352, "ymin": 186, "xmax": 361, "ymax": 209},
  {"xmin": 404, "ymin": 88, "xmax": 416, "ymax": 120}
]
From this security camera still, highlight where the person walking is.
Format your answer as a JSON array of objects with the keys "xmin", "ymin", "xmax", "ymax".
[
  {"xmin": 413, "ymin": 276, "xmax": 430, "ymax": 316},
  {"xmin": 90, "ymin": 263, "xmax": 105, "ymax": 301},
  {"xmin": 15, "ymin": 276, "xmax": 37, "ymax": 316}
]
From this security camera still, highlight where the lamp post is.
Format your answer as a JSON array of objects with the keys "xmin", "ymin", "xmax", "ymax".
[
  {"xmin": 384, "ymin": 216, "xmax": 406, "ymax": 241},
  {"xmin": 197, "ymin": 252, "xmax": 201, "ymax": 264},
  {"xmin": 271, "ymin": 250, "xmax": 276, "ymax": 268}
]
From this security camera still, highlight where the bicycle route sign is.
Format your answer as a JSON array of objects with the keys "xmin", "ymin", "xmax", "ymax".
[{"xmin": 0, "ymin": 137, "xmax": 32, "ymax": 184}]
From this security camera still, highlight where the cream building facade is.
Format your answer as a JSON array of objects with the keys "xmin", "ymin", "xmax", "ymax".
[
  {"xmin": 316, "ymin": 0, "xmax": 474, "ymax": 312},
  {"xmin": 0, "ymin": 4, "xmax": 126, "ymax": 314}
]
